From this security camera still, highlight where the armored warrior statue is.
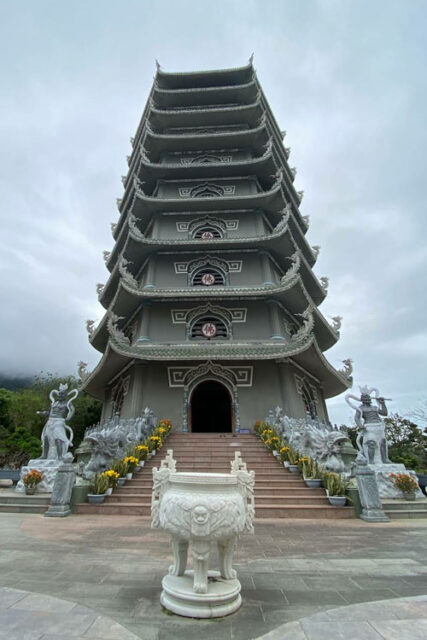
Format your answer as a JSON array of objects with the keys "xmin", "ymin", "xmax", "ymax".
[
  {"xmin": 37, "ymin": 383, "xmax": 79, "ymax": 461},
  {"xmin": 345, "ymin": 386, "xmax": 391, "ymax": 465}
]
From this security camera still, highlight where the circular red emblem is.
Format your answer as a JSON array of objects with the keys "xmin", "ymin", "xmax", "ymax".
[
  {"xmin": 201, "ymin": 273, "xmax": 215, "ymax": 286},
  {"xmin": 201, "ymin": 322, "xmax": 217, "ymax": 338},
  {"xmin": 201, "ymin": 231, "xmax": 214, "ymax": 239}
]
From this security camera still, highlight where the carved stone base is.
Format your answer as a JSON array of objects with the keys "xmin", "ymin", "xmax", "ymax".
[
  {"xmin": 161, "ymin": 570, "xmax": 241, "ymax": 618},
  {"xmin": 44, "ymin": 504, "xmax": 72, "ymax": 518},
  {"xmin": 373, "ymin": 463, "xmax": 423, "ymax": 498},
  {"xmin": 360, "ymin": 509, "xmax": 390, "ymax": 523},
  {"xmin": 16, "ymin": 459, "xmax": 61, "ymax": 494}
]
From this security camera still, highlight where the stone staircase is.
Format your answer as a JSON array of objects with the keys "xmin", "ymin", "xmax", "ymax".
[
  {"xmin": 0, "ymin": 490, "xmax": 50, "ymax": 514},
  {"xmin": 74, "ymin": 433, "xmax": 354, "ymax": 519},
  {"xmin": 382, "ymin": 499, "xmax": 427, "ymax": 520}
]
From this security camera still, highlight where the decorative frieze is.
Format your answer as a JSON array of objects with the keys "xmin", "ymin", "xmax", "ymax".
[
  {"xmin": 178, "ymin": 183, "xmax": 236, "ymax": 198},
  {"xmin": 167, "ymin": 362, "xmax": 253, "ymax": 388}
]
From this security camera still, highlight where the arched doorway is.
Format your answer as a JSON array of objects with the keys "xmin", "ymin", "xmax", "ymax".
[{"xmin": 190, "ymin": 380, "xmax": 232, "ymax": 433}]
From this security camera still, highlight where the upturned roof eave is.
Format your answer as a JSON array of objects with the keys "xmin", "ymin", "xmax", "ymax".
[
  {"xmin": 142, "ymin": 121, "xmax": 269, "ymax": 161},
  {"xmin": 137, "ymin": 149, "xmax": 275, "ymax": 182},
  {"xmin": 149, "ymin": 100, "xmax": 263, "ymax": 130},
  {"xmin": 153, "ymin": 78, "xmax": 258, "ymax": 107},
  {"xmin": 155, "ymin": 61, "xmax": 254, "ymax": 89},
  {"xmin": 291, "ymin": 343, "xmax": 352, "ymax": 398},
  {"xmin": 83, "ymin": 333, "xmax": 349, "ymax": 400}
]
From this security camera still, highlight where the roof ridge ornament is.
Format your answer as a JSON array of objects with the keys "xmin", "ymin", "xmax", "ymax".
[
  {"xmin": 291, "ymin": 307, "xmax": 314, "ymax": 343},
  {"xmin": 273, "ymin": 204, "xmax": 291, "ymax": 233},
  {"xmin": 281, "ymin": 251, "xmax": 301, "ymax": 284},
  {"xmin": 107, "ymin": 311, "xmax": 131, "ymax": 347},
  {"xmin": 77, "ymin": 361, "xmax": 89, "ymax": 385},
  {"xmin": 297, "ymin": 190, "xmax": 305, "ymax": 202},
  {"xmin": 249, "ymin": 53, "xmax": 254, "ymax": 64},
  {"xmin": 102, "ymin": 251, "xmax": 111, "ymax": 263},
  {"xmin": 311, "ymin": 245, "xmax": 320, "ymax": 258},
  {"xmin": 302, "ymin": 214, "xmax": 310, "ymax": 227},
  {"xmin": 155, "ymin": 59, "xmax": 161, "ymax": 71},
  {"xmin": 338, "ymin": 358, "xmax": 353, "ymax": 380},
  {"xmin": 320, "ymin": 277, "xmax": 329, "ymax": 293},
  {"xmin": 86, "ymin": 320, "xmax": 96, "ymax": 337},
  {"xmin": 128, "ymin": 213, "xmax": 145, "ymax": 240},
  {"xmin": 96, "ymin": 283, "xmax": 105, "ymax": 298},
  {"xmin": 330, "ymin": 316, "xmax": 342, "ymax": 332},
  {"xmin": 110, "ymin": 222, "xmax": 117, "ymax": 235}
]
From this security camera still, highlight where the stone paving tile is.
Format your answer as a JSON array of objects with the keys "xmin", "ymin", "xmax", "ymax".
[
  {"xmin": 0, "ymin": 586, "xmax": 28, "ymax": 608},
  {"xmin": 254, "ymin": 620, "xmax": 307, "ymax": 640},
  {"xmin": 282, "ymin": 589, "xmax": 347, "ymax": 606},
  {"xmin": 301, "ymin": 620, "xmax": 383, "ymax": 639},
  {"xmin": 369, "ymin": 619, "xmax": 427, "ymax": 639},
  {"xmin": 11, "ymin": 592, "xmax": 77, "ymax": 612}
]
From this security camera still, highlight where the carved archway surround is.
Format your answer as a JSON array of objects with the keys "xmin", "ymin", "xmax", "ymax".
[{"xmin": 180, "ymin": 363, "xmax": 240, "ymax": 433}]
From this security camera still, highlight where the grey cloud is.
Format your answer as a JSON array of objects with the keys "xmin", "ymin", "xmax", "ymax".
[{"xmin": 0, "ymin": 0, "xmax": 426, "ymax": 425}]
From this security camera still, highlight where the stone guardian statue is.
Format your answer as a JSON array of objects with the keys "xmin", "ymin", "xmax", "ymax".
[{"xmin": 37, "ymin": 383, "xmax": 78, "ymax": 461}]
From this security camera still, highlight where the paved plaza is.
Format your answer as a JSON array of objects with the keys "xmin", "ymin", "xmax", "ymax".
[{"xmin": 1, "ymin": 513, "xmax": 427, "ymax": 639}]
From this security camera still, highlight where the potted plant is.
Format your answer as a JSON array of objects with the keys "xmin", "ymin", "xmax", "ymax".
[
  {"xmin": 22, "ymin": 470, "xmax": 43, "ymax": 495},
  {"xmin": 112, "ymin": 459, "xmax": 127, "ymax": 485},
  {"xmin": 280, "ymin": 446, "xmax": 291, "ymax": 468},
  {"xmin": 324, "ymin": 472, "xmax": 349, "ymax": 506},
  {"xmin": 102, "ymin": 469, "xmax": 119, "ymax": 495},
  {"xmin": 87, "ymin": 473, "xmax": 109, "ymax": 504},
  {"xmin": 135, "ymin": 444, "xmax": 149, "ymax": 467},
  {"xmin": 158, "ymin": 419, "xmax": 173, "ymax": 435},
  {"xmin": 287, "ymin": 448, "xmax": 301, "ymax": 473},
  {"xmin": 148, "ymin": 435, "xmax": 162, "ymax": 456},
  {"xmin": 301, "ymin": 458, "xmax": 322, "ymax": 488},
  {"xmin": 123, "ymin": 456, "xmax": 139, "ymax": 480},
  {"xmin": 389, "ymin": 472, "xmax": 419, "ymax": 501}
]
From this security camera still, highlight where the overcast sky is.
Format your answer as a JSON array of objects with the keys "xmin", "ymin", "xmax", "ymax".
[{"xmin": 0, "ymin": 0, "xmax": 426, "ymax": 424}]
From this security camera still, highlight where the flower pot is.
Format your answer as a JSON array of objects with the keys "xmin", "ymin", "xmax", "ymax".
[
  {"xmin": 304, "ymin": 478, "xmax": 321, "ymax": 488},
  {"xmin": 24, "ymin": 486, "xmax": 37, "ymax": 495},
  {"xmin": 283, "ymin": 461, "xmax": 290, "ymax": 468},
  {"xmin": 117, "ymin": 477, "xmax": 126, "ymax": 487},
  {"xmin": 126, "ymin": 473, "xmax": 133, "ymax": 480},
  {"xmin": 326, "ymin": 491, "xmax": 346, "ymax": 506},
  {"xmin": 105, "ymin": 487, "xmax": 113, "ymax": 496},
  {"xmin": 87, "ymin": 493, "xmax": 106, "ymax": 504},
  {"xmin": 138, "ymin": 460, "xmax": 145, "ymax": 468},
  {"xmin": 272, "ymin": 450, "xmax": 279, "ymax": 458},
  {"xmin": 403, "ymin": 492, "xmax": 416, "ymax": 501},
  {"xmin": 288, "ymin": 464, "xmax": 300, "ymax": 474}
]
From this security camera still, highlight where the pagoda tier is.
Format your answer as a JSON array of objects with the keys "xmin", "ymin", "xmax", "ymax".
[
  {"xmin": 112, "ymin": 177, "xmax": 307, "ymax": 263},
  {"xmin": 153, "ymin": 78, "xmax": 259, "ymax": 108},
  {"xmin": 82, "ymin": 61, "xmax": 351, "ymax": 431}
]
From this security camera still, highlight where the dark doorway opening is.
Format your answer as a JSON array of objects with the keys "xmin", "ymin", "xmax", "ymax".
[{"xmin": 190, "ymin": 380, "xmax": 232, "ymax": 433}]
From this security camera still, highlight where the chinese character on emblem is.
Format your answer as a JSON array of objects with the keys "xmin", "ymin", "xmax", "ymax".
[
  {"xmin": 201, "ymin": 231, "xmax": 214, "ymax": 239},
  {"xmin": 201, "ymin": 322, "xmax": 217, "ymax": 338},
  {"xmin": 201, "ymin": 273, "xmax": 215, "ymax": 286}
]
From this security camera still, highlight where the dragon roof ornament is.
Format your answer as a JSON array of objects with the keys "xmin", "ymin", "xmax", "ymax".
[
  {"xmin": 107, "ymin": 311, "xmax": 130, "ymax": 347},
  {"xmin": 291, "ymin": 307, "xmax": 314, "ymax": 343},
  {"xmin": 338, "ymin": 358, "xmax": 353, "ymax": 379},
  {"xmin": 119, "ymin": 257, "xmax": 138, "ymax": 288}
]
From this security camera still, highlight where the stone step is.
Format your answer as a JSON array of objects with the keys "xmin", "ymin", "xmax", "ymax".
[
  {"xmin": 0, "ymin": 495, "xmax": 50, "ymax": 505},
  {"xmin": 0, "ymin": 502, "xmax": 49, "ymax": 514},
  {"xmin": 107, "ymin": 492, "xmax": 329, "ymax": 506},
  {"xmin": 255, "ymin": 505, "xmax": 354, "ymax": 519},
  {"xmin": 74, "ymin": 501, "xmax": 353, "ymax": 518},
  {"xmin": 74, "ymin": 433, "xmax": 354, "ymax": 520},
  {"xmin": 384, "ymin": 509, "xmax": 427, "ymax": 520},
  {"xmin": 382, "ymin": 500, "xmax": 427, "ymax": 511}
]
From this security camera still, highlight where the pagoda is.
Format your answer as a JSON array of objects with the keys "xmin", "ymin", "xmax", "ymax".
[{"xmin": 82, "ymin": 60, "xmax": 352, "ymax": 432}]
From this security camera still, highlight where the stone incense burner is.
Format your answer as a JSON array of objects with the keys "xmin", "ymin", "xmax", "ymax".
[{"xmin": 151, "ymin": 450, "xmax": 254, "ymax": 618}]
